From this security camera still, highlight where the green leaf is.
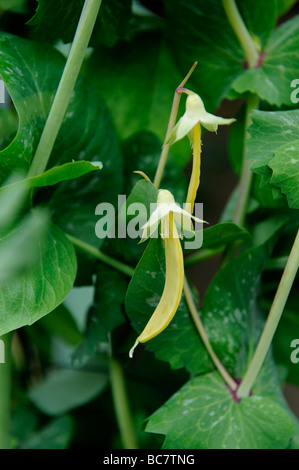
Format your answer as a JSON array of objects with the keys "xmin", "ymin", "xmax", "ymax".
[
  {"xmin": 247, "ymin": 109, "xmax": 299, "ymax": 183},
  {"xmin": 232, "ymin": 16, "xmax": 299, "ymax": 106},
  {"xmin": 0, "ymin": 209, "xmax": 49, "ymax": 284},
  {"xmin": 0, "ymin": 160, "xmax": 102, "ymax": 193},
  {"xmin": 0, "ymin": 0, "xmax": 25, "ymax": 12},
  {"xmin": 85, "ymin": 32, "xmax": 191, "ymax": 166},
  {"xmin": 28, "ymin": 0, "xmax": 132, "ymax": 47},
  {"xmin": 146, "ymin": 371, "xmax": 294, "ymax": 449},
  {"xmin": 29, "ymin": 368, "xmax": 108, "ymax": 415},
  {"xmin": 247, "ymin": 109, "xmax": 299, "ymax": 208},
  {"xmin": 0, "ymin": 224, "xmax": 77, "ymax": 335},
  {"xmin": 19, "ymin": 416, "xmax": 73, "ymax": 449},
  {"xmin": 184, "ymin": 222, "xmax": 251, "ymax": 253},
  {"xmin": 0, "ymin": 33, "xmax": 123, "ymax": 247},
  {"xmin": 202, "ymin": 245, "xmax": 270, "ymax": 372},
  {"xmin": 269, "ymin": 140, "xmax": 299, "ymax": 209},
  {"xmin": 125, "ymin": 236, "xmax": 212, "ymax": 374}
]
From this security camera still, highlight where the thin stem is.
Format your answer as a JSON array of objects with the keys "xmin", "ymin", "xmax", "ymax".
[
  {"xmin": 109, "ymin": 356, "xmax": 138, "ymax": 449},
  {"xmin": 28, "ymin": 0, "xmax": 103, "ymax": 177},
  {"xmin": 185, "ymin": 246, "xmax": 225, "ymax": 267},
  {"xmin": 186, "ymin": 122, "xmax": 201, "ymax": 214},
  {"xmin": 0, "ymin": 333, "xmax": 12, "ymax": 449},
  {"xmin": 222, "ymin": 0, "xmax": 259, "ymax": 68},
  {"xmin": 153, "ymin": 62, "xmax": 197, "ymax": 189},
  {"xmin": 66, "ymin": 234, "xmax": 135, "ymax": 278},
  {"xmin": 237, "ymin": 229, "xmax": 299, "ymax": 398},
  {"xmin": 233, "ymin": 93, "xmax": 259, "ymax": 226},
  {"xmin": 183, "ymin": 278, "xmax": 238, "ymax": 391}
]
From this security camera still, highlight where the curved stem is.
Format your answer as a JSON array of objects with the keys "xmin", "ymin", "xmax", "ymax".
[
  {"xmin": 183, "ymin": 278, "xmax": 238, "ymax": 391},
  {"xmin": 28, "ymin": 0, "xmax": 103, "ymax": 177},
  {"xmin": 109, "ymin": 355, "xmax": 138, "ymax": 449},
  {"xmin": 237, "ymin": 229, "xmax": 299, "ymax": 398},
  {"xmin": 0, "ymin": 333, "xmax": 12, "ymax": 449},
  {"xmin": 233, "ymin": 93, "xmax": 259, "ymax": 226},
  {"xmin": 222, "ymin": 0, "xmax": 259, "ymax": 68},
  {"xmin": 153, "ymin": 62, "xmax": 197, "ymax": 189},
  {"xmin": 66, "ymin": 234, "xmax": 135, "ymax": 278}
]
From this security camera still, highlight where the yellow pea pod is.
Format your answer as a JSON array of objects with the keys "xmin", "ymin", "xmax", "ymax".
[{"xmin": 129, "ymin": 212, "xmax": 184, "ymax": 358}]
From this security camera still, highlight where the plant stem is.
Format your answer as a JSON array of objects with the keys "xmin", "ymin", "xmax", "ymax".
[
  {"xmin": 237, "ymin": 229, "xmax": 299, "ymax": 398},
  {"xmin": 222, "ymin": 0, "xmax": 259, "ymax": 68},
  {"xmin": 66, "ymin": 234, "xmax": 135, "ymax": 278},
  {"xmin": 183, "ymin": 278, "xmax": 238, "ymax": 391},
  {"xmin": 185, "ymin": 246, "xmax": 225, "ymax": 267},
  {"xmin": 0, "ymin": 333, "xmax": 12, "ymax": 449},
  {"xmin": 153, "ymin": 62, "xmax": 197, "ymax": 189},
  {"xmin": 28, "ymin": 0, "xmax": 103, "ymax": 178},
  {"xmin": 109, "ymin": 356, "xmax": 138, "ymax": 449},
  {"xmin": 233, "ymin": 93, "xmax": 259, "ymax": 227}
]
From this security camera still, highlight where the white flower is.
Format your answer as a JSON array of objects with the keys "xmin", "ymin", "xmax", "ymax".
[
  {"xmin": 140, "ymin": 189, "xmax": 206, "ymax": 242},
  {"xmin": 166, "ymin": 92, "xmax": 236, "ymax": 145}
]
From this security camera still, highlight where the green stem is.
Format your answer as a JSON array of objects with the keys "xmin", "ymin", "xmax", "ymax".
[
  {"xmin": 185, "ymin": 246, "xmax": 225, "ymax": 267},
  {"xmin": 28, "ymin": 0, "xmax": 103, "ymax": 177},
  {"xmin": 222, "ymin": 0, "xmax": 259, "ymax": 68},
  {"xmin": 0, "ymin": 333, "xmax": 12, "ymax": 449},
  {"xmin": 153, "ymin": 62, "xmax": 197, "ymax": 189},
  {"xmin": 237, "ymin": 229, "xmax": 299, "ymax": 398},
  {"xmin": 233, "ymin": 93, "xmax": 259, "ymax": 226},
  {"xmin": 183, "ymin": 278, "xmax": 238, "ymax": 391},
  {"xmin": 66, "ymin": 234, "xmax": 135, "ymax": 278},
  {"xmin": 109, "ymin": 356, "xmax": 138, "ymax": 449}
]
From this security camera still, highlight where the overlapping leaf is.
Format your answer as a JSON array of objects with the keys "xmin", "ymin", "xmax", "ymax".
[
  {"xmin": 247, "ymin": 109, "xmax": 299, "ymax": 209},
  {"xmin": 28, "ymin": 0, "xmax": 132, "ymax": 47},
  {"xmin": 146, "ymin": 371, "xmax": 294, "ymax": 449},
  {"xmin": 0, "ymin": 223, "xmax": 77, "ymax": 335}
]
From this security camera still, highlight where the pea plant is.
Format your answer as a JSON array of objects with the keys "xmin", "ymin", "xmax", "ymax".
[{"xmin": 0, "ymin": 0, "xmax": 298, "ymax": 450}]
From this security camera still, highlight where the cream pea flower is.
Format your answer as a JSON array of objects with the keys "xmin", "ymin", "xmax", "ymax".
[
  {"xmin": 140, "ymin": 189, "xmax": 205, "ymax": 241},
  {"xmin": 166, "ymin": 92, "xmax": 236, "ymax": 145}
]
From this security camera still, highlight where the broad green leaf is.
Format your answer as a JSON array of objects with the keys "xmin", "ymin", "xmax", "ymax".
[
  {"xmin": 125, "ymin": 236, "xmax": 213, "ymax": 374},
  {"xmin": 29, "ymin": 369, "xmax": 108, "ymax": 415},
  {"xmin": 85, "ymin": 33, "xmax": 190, "ymax": 166},
  {"xmin": 0, "ymin": 209, "xmax": 49, "ymax": 284},
  {"xmin": 184, "ymin": 222, "xmax": 250, "ymax": 254},
  {"xmin": 0, "ymin": 160, "xmax": 102, "ymax": 194},
  {"xmin": 19, "ymin": 416, "xmax": 73, "ymax": 449},
  {"xmin": 247, "ymin": 109, "xmax": 299, "ymax": 184},
  {"xmin": 269, "ymin": 140, "xmax": 299, "ymax": 209},
  {"xmin": 146, "ymin": 371, "xmax": 294, "ymax": 449},
  {"xmin": 122, "ymin": 131, "xmax": 187, "ymax": 205},
  {"xmin": 202, "ymin": 245, "xmax": 270, "ymax": 372},
  {"xmin": 0, "ymin": 107, "xmax": 18, "ymax": 151},
  {"xmin": 247, "ymin": 109, "xmax": 299, "ymax": 208},
  {"xmin": 28, "ymin": 0, "xmax": 132, "ymax": 47},
  {"xmin": 232, "ymin": 16, "xmax": 299, "ymax": 106},
  {"xmin": 0, "ymin": 223, "xmax": 77, "ymax": 335},
  {"xmin": 0, "ymin": 32, "xmax": 123, "ymax": 247},
  {"xmin": 277, "ymin": 0, "xmax": 298, "ymax": 15}
]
